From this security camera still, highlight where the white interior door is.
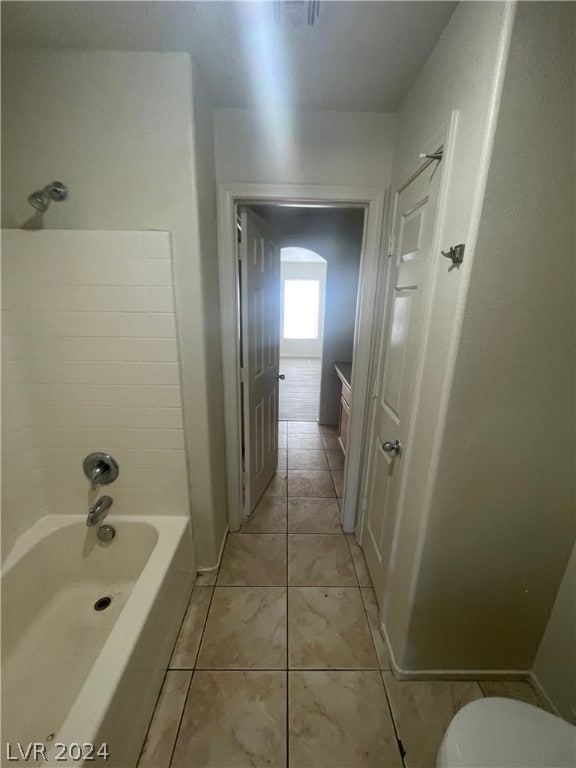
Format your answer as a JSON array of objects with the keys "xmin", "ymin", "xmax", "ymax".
[
  {"xmin": 362, "ymin": 155, "xmax": 443, "ymax": 607},
  {"xmin": 240, "ymin": 207, "xmax": 281, "ymax": 514}
]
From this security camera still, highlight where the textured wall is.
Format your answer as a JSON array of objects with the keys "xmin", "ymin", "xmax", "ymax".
[{"xmin": 1, "ymin": 50, "xmax": 227, "ymax": 568}]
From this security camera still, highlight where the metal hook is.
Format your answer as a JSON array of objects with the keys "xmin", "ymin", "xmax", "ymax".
[{"xmin": 442, "ymin": 244, "xmax": 465, "ymax": 265}]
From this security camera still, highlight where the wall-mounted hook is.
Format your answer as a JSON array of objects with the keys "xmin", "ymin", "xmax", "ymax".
[
  {"xmin": 419, "ymin": 151, "xmax": 443, "ymax": 161},
  {"xmin": 442, "ymin": 244, "xmax": 465, "ymax": 265}
]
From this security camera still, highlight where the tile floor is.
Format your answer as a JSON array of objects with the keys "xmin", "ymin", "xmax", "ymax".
[{"xmin": 138, "ymin": 420, "xmax": 552, "ymax": 768}]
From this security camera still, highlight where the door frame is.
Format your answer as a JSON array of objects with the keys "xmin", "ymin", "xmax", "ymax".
[
  {"xmin": 218, "ymin": 183, "xmax": 386, "ymax": 531},
  {"xmin": 356, "ymin": 115, "xmax": 459, "ymax": 610}
]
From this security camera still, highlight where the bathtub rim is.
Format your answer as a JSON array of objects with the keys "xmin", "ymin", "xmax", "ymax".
[{"xmin": 1, "ymin": 513, "xmax": 193, "ymax": 761}]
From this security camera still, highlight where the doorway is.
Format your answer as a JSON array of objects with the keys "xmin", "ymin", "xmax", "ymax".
[
  {"xmin": 279, "ymin": 247, "xmax": 327, "ymax": 422},
  {"xmin": 218, "ymin": 184, "xmax": 386, "ymax": 532}
]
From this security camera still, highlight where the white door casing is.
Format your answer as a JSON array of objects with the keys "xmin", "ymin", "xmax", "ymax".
[
  {"xmin": 362, "ymin": 152, "xmax": 445, "ymax": 608},
  {"xmin": 218, "ymin": 184, "xmax": 385, "ymax": 533},
  {"xmin": 239, "ymin": 207, "xmax": 281, "ymax": 514}
]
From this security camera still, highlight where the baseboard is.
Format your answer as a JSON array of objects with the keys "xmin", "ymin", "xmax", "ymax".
[
  {"xmin": 379, "ymin": 618, "xmax": 530, "ymax": 681},
  {"xmin": 528, "ymin": 670, "xmax": 562, "ymax": 718},
  {"xmin": 197, "ymin": 525, "xmax": 229, "ymax": 574}
]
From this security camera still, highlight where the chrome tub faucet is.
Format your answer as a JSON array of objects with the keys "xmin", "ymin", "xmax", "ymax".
[{"xmin": 87, "ymin": 495, "xmax": 113, "ymax": 527}]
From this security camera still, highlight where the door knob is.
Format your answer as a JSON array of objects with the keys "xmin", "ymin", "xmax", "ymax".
[
  {"xmin": 276, "ymin": 374, "xmax": 286, "ymax": 380},
  {"xmin": 381, "ymin": 440, "xmax": 402, "ymax": 455}
]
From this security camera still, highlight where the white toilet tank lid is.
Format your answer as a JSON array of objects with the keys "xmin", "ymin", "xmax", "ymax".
[{"xmin": 438, "ymin": 697, "xmax": 576, "ymax": 768}]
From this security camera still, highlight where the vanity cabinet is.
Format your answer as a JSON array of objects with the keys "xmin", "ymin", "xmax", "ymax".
[{"xmin": 334, "ymin": 363, "xmax": 352, "ymax": 456}]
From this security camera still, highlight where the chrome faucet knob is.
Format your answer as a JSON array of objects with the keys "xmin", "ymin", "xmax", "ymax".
[{"xmin": 83, "ymin": 453, "xmax": 119, "ymax": 489}]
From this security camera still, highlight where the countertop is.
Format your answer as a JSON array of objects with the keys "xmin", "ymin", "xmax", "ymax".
[{"xmin": 333, "ymin": 362, "xmax": 352, "ymax": 389}]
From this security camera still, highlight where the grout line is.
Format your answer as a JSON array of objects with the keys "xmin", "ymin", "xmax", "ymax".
[
  {"xmin": 380, "ymin": 672, "xmax": 408, "ymax": 768},
  {"xmin": 180, "ymin": 666, "xmax": 381, "ymax": 672},
  {"xmin": 166, "ymin": 564, "xmax": 222, "ymax": 766},
  {"xmin": 135, "ymin": 666, "xmax": 170, "ymax": 767},
  {"xmin": 167, "ymin": 670, "xmax": 195, "ymax": 768}
]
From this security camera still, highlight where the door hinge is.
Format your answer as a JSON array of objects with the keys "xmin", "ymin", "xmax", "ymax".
[
  {"xmin": 387, "ymin": 234, "xmax": 394, "ymax": 258},
  {"xmin": 360, "ymin": 496, "xmax": 368, "ymax": 514},
  {"xmin": 372, "ymin": 379, "xmax": 379, "ymax": 399}
]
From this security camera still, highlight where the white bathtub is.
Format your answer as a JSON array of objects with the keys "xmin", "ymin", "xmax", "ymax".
[{"xmin": 1, "ymin": 514, "xmax": 194, "ymax": 767}]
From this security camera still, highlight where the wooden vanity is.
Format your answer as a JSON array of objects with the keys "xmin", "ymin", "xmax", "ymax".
[{"xmin": 334, "ymin": 362, "xmax": 352, "ymax": 455}]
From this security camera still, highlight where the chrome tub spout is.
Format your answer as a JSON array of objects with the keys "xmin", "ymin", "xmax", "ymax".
[{"xmin": 87, "ymin": 496, "xmax": 113, "ymax": 527}]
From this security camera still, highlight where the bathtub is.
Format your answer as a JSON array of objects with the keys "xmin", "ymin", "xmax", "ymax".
[{"xmin": 1, "ymin": 514, "xmax": 194, "ymax": 767}]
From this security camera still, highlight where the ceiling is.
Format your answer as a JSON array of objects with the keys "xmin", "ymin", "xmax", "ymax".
[{"xmin": 1, "ymin": 1, "xmax": 457, "ymax": 112}]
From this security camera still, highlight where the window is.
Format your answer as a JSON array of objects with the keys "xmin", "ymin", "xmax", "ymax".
[{"xmin": 283, "ymin": 279, "xmax": 320, "ymax": 339}]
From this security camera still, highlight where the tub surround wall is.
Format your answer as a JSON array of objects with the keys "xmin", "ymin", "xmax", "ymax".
[
  {"xmin": 2, "ymin": 230, "xmax": 194, "ymax": 563},
  {"xmin": 1, "ymin": 50, "xmax": 228, "ymax": 568}
]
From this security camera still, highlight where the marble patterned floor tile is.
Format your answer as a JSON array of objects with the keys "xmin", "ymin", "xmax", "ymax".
[
  {"xmin": 383, "ymin": 673, "xmax": 484, "ymax": 768},
  {"xmin": 288, "ymin": 449, "xmax": 329, "ymax": 470},
  {"xmin": 319, "ymin": 424, "xmax": 338, "ymax": 436},
  {"xmin": 279, "ymin": 421, "xmax": 288, "ymax": 435},
  {"xmin": 170, "ymin": 586, "xmax": 214, "ymax": 669},
  {"xmin": 195, "ymin": 571, "xmax": 217, "ymax": 586},
  {"xmin": 288, "ymin": 470, "xmax": 336, "ymax": 498},
  {"xmin": 218, "ymin": 534, "xmax": 287, "ymax": 586},
  {"xmin": 347, "ymin": 534, "xmax": 373, "ymax": 587},
  {"xmin": 263, "ymin": 470, "xmax": 288, "ymax": 498},
  {"xmin": 322, "ymin": 435, "xmax": 341, "ymax": 451},
  {"xmin": 277, "ymin": 450, "xmax": 288, "ymax": 469},
  {"xmin": 279, "ymin": 435, "xmax": 288, "ymax": 450},
  {"xmin": 331, "ymin": 470, "xmax": 344, "ymax": 496},
  {"xmin": 289, "ymin": 671, "xmax": 402, "ymax": 768},
  {"xmin": 287, "ymin": 498, "xmax": 343, "ymax": 534},
  {"xmin": 172, "ymin": 671, "xmax": 286, "ymax": 768},
  {"xmin": 325, "ymin": 449, "xmax": 345, "ymax": 471},
  {"xmin": 288, "ymin": 433, "xmax": 325, "ymax": 450},
  {"xmin": 289, "ymin": 587, "xmax": 378, "ymax": 669},
  {"xmin": 479, "ymin": 680, "xmax": 553, "ymax": 712},
  {"xmin": 196, "ymin": 587, "xmax": 287, "ymax": 669},
  {"xmin": 137, "ymin": 670, "xmax": 191, "ymax": 768},
  {"xmin": 288, "ymin": 421, "xmax": 321, "ymax": 434},
  {"xmin": 241, "ymin": 498, "xmax": 287, "ymax": 534},
  {"xmin": 288, "ymin": 534, "xmax": 357, "ymax": 586},
  {"xmin": 360, "ymin": 588, "xmax": 391, "ymax": 670}
]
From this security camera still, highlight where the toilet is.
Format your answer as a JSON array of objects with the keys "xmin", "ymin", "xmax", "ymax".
[{"xmin": 437, "ymin": 697, "xmax": 576, "ymax": 768}]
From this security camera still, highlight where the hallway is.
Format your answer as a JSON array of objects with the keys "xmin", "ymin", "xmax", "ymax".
[
  {"xmin": 279, "ymin": 358, "xmax": 322, "ymax": 422},
  {"xmin": 138, "ymin": 420, "xmax": 552, "ymax": 768}
]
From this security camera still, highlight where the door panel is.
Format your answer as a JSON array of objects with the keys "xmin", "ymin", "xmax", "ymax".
[
  {"xmin": 240, "ymin": 208, "xmax": 281, "ymax": 514},
  {"xmin": 363, "ymin": 160, "xmax": 443, "ymax": 608}
]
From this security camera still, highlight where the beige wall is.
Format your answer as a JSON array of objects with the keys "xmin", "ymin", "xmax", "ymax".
[
  {"xmin": 1, "ymin": 230, "xmax": 193, "ymax": 565},
  {"xmin": 387, "ymin": 2, "xmax": 576, "ymax": 673},
  {"xmin": 533, "ymin": 544, "xmax": 576, "ymax": 723},
  {"xmin": 1, "ymin": 50, "xmax": 227, "ymax": 569},
  {"xmin": 214, "ymin": 108, "xmax": 395, "ymax": 187}
]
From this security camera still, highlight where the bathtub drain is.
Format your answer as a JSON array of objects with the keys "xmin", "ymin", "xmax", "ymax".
[{"xmin": 94, "ymin": 596, "xmax": 112, "ymax": 611}]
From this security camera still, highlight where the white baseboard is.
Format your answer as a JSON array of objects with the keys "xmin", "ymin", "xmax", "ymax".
[
  {"xmin": 197, "ymin": 525, "xmax": 229, "ymax": 574},
  {"xmin": 379, "ymin": 618, "xmax": 530, "ymax": 681}
]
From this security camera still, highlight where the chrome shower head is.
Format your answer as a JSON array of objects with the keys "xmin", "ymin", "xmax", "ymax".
[{"xmin": 28, "ymin": 181, "xmax": 69, "ymax": 212}]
